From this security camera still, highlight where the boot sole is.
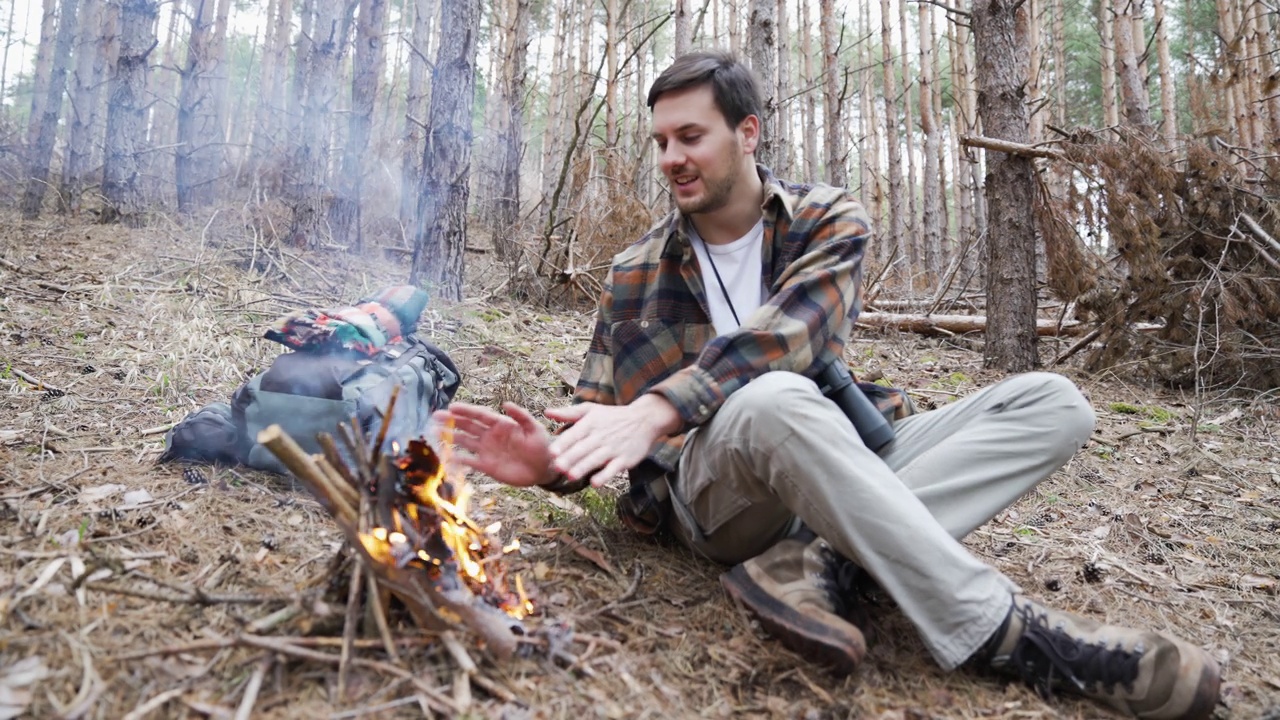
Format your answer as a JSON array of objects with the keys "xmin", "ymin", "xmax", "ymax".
[{"xmin": 721, "ymin": 565, "xmax": 865, "ymax": 677}]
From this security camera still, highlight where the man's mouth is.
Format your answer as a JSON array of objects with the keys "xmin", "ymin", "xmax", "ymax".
[{"xmin": 672, "ymin": 174, "xmax": 699, "ymax": 190}]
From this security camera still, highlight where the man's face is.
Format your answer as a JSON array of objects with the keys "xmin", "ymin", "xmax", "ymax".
[{"xmin": 651, "ymin": 84, "xmax": 757, "ymax": 215}]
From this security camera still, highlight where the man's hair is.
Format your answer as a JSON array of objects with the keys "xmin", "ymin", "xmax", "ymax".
[{"xmin": 646, "ymin": 50, "xmax": 762, "ymax": 128}]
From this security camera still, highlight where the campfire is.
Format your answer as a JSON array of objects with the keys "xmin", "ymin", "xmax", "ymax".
[{"xmin": 257, "ymin": 387, "xmax": 532, "ymax": 660}]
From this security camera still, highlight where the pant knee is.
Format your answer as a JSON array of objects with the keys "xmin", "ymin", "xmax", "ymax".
[
  {"xmin": 1014, "ymin": 372, "xmax": 1096, "ymax": 451},
  {"xmin": 717, "ymin": 371, "xmax": 828, "ymax": 436}
]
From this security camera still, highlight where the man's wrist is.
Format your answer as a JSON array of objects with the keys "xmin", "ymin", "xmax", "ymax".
[{"xmin": 635, "ymin": 392, "xmax": 683, "ymax": 436}]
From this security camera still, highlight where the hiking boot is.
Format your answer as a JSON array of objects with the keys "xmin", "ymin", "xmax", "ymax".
[
  {"xmin": 981, "ymin": 594, "xmax": 1220, "ymax": 720},
  {"xmin": 721, "ymin": 536, "xmax": 868, "ymax": 676}
]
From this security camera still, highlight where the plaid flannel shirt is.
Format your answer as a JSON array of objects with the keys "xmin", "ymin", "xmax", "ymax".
[{"xmin": 549, "ymin": 166, "xmax": 910, "ymax": 494}]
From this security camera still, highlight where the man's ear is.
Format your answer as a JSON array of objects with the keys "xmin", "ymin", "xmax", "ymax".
[{"xmin": 738, "ymin": 114, "xmax": 760, "ymax": 154}]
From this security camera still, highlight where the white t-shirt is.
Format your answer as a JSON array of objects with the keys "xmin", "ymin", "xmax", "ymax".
[{"xmin": 689, "ymin": 219, "xmax": 768, "ymax": 335}]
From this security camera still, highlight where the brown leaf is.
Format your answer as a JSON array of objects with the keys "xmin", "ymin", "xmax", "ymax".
[{"xmin": 556, "ymin": 532, "xmax": 617, "ymax": 576}]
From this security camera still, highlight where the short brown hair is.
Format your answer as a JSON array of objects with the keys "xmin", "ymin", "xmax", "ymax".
[{"xmin": 647, "ymin": 50, "xmax": 762, "ymax": 128}]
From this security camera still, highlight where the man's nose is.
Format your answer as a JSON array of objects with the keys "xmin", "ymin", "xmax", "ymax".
[{"xmin": 659, "ymin": 143, "xmax": 685, "ymax": 171}]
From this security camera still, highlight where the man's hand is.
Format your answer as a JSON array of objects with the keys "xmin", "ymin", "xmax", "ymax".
[
  {"xmin": 433, "ymin": 402, "xmax": 557, "ymax": 487},
  {"xmin": 545, "ymin": 393, "xmax": 682, "ymax": 487}
]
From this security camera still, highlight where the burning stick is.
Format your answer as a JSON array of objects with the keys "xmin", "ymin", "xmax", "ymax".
[{"xmin": 256, "ymin": 404, "xmax": 532, "ymax": 662}]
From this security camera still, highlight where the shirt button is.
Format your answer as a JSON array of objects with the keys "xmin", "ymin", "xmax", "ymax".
[
  {"xmin": 698, "ymin": 405, "xmax": 708, "ymax": 415},
  {"xmin": 640, "ymin": 320, "xmax": 649, "ymax": 328}
]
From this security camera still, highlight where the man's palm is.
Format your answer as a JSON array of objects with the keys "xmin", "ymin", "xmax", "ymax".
[{"xmin": 439, "ymin": 402, "xmax": 554, "ymax": 487}]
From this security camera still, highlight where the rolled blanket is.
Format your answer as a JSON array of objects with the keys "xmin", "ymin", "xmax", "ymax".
[{"xmin": 264, "ymin": 285, "xmax": 429, "ymax": 356}]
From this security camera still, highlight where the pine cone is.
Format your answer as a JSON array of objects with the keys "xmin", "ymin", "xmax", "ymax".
[
  {"xmin": 1081, "ymin": 562, "xmax": 1105, "ymax": 584},
  {"xmin": 41, "ymin": 388, "xmax": 65, "ymax": 401},
  {"xmin": 182, "ymin": 467, "xmax": 208, "ymax": 485}
]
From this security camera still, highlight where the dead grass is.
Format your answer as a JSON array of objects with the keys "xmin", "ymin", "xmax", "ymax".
[{"xmin": 1, "ymin": 211, "xmax": 1278, "ymax": 719}]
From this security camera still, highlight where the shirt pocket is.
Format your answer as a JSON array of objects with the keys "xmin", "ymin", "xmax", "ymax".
[{"xmin": 610, "ymin": 319, "xmax": 685, "ymax": 400}]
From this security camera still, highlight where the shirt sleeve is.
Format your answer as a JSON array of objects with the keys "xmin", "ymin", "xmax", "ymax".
[
  {"xmin": 573, "ymin": 267, "xmax": 617, "ymax": 407},
  {"xmin": 650, "ymin": 190, "xmax": 870, "ymax": 428}
]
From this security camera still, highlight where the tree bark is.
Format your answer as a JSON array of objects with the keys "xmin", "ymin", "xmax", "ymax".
[
  {"xmin": 879, "ymin": 0, "xmax": 905, "ymax": 268},
  {"xmin": 896, "ymin": 0, "xmax": 919, "ymax": 271},
  {"xmin": 25, "ymin": 0, "xmax": 57, "ymax": 152},
  {"xmin": 818, "ymin": 0, "xmax": 845, "ymax": 187},
  {"xmin": 330, "ymin": 0, "xmax": 388, "ymax": 250},
  {"xmin": 59, "ymin": 0, "xmax": 104, "ymax": 216},
  {"xmin": 1151, "ymin": 0, "xmax": 1177, "ymax": 146},
  {"xmin": 747, "ymin": 0, "xmax": 776, "ymax": 168},
  {"xmin": 1099, "ymin": 0, "xmax": 1120, "ymax": 127},
  {"xmin": 800, "ymin": 0, "xmax": 817, "ymax": 180},
  {"xmin": 493, "ymin": 0, "xmax": 530, "ymax": 259},
  {"xmin": 102, "ymin": 0, "xmax": 157, "ymax": 227},
  {"xmin": 919, "ymin": 3, "xmax": 942, "ymax": 281},
  {"xmin": 400, "ymin": 0, "xmax": 436, "ymax": 233},
  {"xmin": 774, "ymin": 0, "xmax": 791, "ymax": 177},
  {"xmin": 21, "ymin": 0, "xmax": 78, "ymax": 219},
  {"xmin": 973, "ymin": 0, "xmax": 1039, "ymax": 371},
  {"xmin": 410, "ymin": 0, "xmax": 480, "ymax": 301},
  {"xmin": 1112, "ymin": 0, "xmax": 1153, "ymax": 131},
  {"xmin": 176, "ymin": 0, "xmax": 221, "ymax": 212},
  {"xmin": 675, "ymin": 0, "xmax": 691, "ymax": 56},
  {"xmin": 287, "ymin": 2, "xmax": 355, "ymax": 245}
]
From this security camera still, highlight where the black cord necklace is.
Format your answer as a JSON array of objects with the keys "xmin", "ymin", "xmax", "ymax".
[{"xmin": 701, "ymin": 244, "xmax": 741, "ymax": 327}]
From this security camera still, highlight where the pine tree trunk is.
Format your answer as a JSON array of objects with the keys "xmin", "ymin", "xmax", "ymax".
[
  {"xmin": 774, "ymin": 0, "xmax": 791, "ymax": 177},
  {"xmin": 330, "ymin": 0, "xmax": 388, "ymax": 250},
  {"xmin": 919, "ymin": 3, "xmax": 942, "ymax": 281},
  {"xmin": 879, "ymin": 0, "xmax": 905, "ymax": 270},
  {"xmin": 539, "ymin": 1, "xmax": 569, "ymax": 201},
  {"xmin": 973, "ymin": 0, "xmax": 1039, "ymax": 372},
  {"xmin": 897, "ymin": 0, "xmax": 920, "ymax": 272},
  {"xmin": 1052, "ymin": 0, "xmax": 1067, "ymax": 126},
  {"xmin": 0, "ymin": 2, "xmax": 19, "ymax": 114},
  {"xmin": 494, "ymin": 0, "xmax": 530, "ymax": 259},
  {"xmin": 21, "ymin": 0, "xmax": 78, "ymax": 219},
  {"xmin": 102, "ymin": 0, "xmax": 157, "ymax": 227},
  {"xmin": 800, "ymin": 0, "xmax": 817, "ymax": 180},
  {"xmin": 818, "ymin": 0, "xmax": 845, "ymax": 187},
  {"xmin": 25, "ymin": 0, "xmax": 57, "ymax": 152},
  {"xmin": 59, "ymin": 0, "xmax": 104, "ymax": 216},
  {"xmin": 1112, "ymin": 0, "xmax": 1153, "ymax": 131},
  {"xmin": 1152, "ymin": 0, "xmax": 1177, "ymax": 146},
  {"xmin": 748, "ymin": 0, "xmax": 776, "ymax": 168},
  {"xmin": 675, "ymin": 0, "xmax": 691, "ymax": 55},
  {"xmin": 1099, "ymin": 1, "xmax": 1120, "ymax": 127},
  {"xmin": 400, "ymin": 0, "xmax": 436, "ymax": 232},
  {"xmin": 410, "ymin": 0, "xmax": 479, "ymax": 301},
  {"xmin": 176, "ymin": 0, "xmax": 220, "ymax": 212},
  {"xmin": 1257, "ymin": 5, "xmax": 1280, "ymax": 149},
  {"xmin": 729, "ymin": 0, "xmax": 740, "ymax": 55},
  {"xmin": 1025, "ymin": 0, "xmax": 1044, "ymax": 141},
  {"xmin": 287, "ymin": 2, "xmax": 353, "ymax": 244}
]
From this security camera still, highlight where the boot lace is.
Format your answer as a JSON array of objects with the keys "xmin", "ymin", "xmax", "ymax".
[
  {"xmin": 1009, "ymin": 603, "xmax": 1144, "ymax": 699},
  {"xmin": 816, "ymin": 544, "xmax": 878, "ymax": 626}
]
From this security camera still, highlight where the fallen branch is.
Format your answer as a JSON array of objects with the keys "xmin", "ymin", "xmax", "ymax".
[
  {"xmin": 8, "ymin": 366, "xmax": 63, "ymax": 392},
  {"xmin": 961, "ymin": 134, "xmax": 1065, "ymax": 160},
  {"xmin": 857, "ymin": 311, "xmax": 1085, "ymax": 337}
]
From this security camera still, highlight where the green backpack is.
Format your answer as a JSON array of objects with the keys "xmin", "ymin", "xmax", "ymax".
[{"xmin": 161, "ymin": 337, "xmax": 460, "ymax": 474}]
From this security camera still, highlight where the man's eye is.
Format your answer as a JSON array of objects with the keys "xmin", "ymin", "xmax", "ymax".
[
  {"xmin": 683, "ymin": 135, "xmax": 701, "ymax": 144},
  {"xmin": 655, "ymin": 140, "xmax": 667, "ymax": 151}
]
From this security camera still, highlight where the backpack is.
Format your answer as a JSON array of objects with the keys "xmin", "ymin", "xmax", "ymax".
[{"xmin": 161, "ymin": 337, "xmax": 460, "ymax": 474}]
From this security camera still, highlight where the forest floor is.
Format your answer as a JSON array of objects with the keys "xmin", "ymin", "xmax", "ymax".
[{"xmin": 1, "ymin": 211, "xmax": 1279, "ymax": 720}]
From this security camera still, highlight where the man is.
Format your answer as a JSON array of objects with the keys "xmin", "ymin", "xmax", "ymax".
[{"xmin": 435, "ymin": 51, "xmax": 1220, "ymax": 719}]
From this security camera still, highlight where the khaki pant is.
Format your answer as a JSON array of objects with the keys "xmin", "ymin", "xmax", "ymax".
[{"xmin": 670, "ymin": 371, "xmax": 1096, "ymax": 669}]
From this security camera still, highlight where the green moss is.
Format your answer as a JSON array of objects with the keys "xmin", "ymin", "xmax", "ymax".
[
  {"xmin": 1109, "ymin": 402, "xmax": 1174, "ymax": 423},
  {"xmin": 576, "ymin": 487, "xmax": 619, "ymax": 528}
]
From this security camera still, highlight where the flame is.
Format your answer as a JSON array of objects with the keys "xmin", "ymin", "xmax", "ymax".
[{"xmin": 356, "ymin": 422, "xmax": 532, "ymax": 619}]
